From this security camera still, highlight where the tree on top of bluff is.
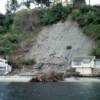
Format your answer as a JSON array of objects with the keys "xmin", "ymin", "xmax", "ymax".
[
  {"xmin": 6, "ymin": 0, "xmax": 19, "ymax": 13},
  {"xmin": 73, "ymin": 0, "xmax": 85, "ymax": 8}
]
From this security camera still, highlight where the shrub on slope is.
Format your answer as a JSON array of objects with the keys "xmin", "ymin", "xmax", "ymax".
[
  {"xmin": 40, "ymin": 3, "xmax": 72, "ymax": 25},
  {"xmin": 72, "ymin": 5, "xmax": 100, "ymax": 57}
]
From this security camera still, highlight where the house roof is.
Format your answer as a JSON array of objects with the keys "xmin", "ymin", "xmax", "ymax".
[
  {"xmin": 0, "ymin": 58, "xmax": 8, "ymax": 68},
  {"xmin": 0, "ymin": 58, "xmax": 7, "ymax": 63},
  {"xmin": 72, "ymin": 56, "xmax": 95, "ymax": 63}
]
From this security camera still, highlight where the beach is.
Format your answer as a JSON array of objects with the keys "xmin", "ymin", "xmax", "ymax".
[
  {"xmin": 1, "ymin": 75, "xmax": 100, "ymax": 82},
  {"xmin": 64, "ymin": 77, "xmax": 100, "ymax": 82},
  {"xmin": 0, "ymin": 75, "xmax": 33, "ymax": 82}
]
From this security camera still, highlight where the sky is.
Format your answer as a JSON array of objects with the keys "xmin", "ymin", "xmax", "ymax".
[{"xmin": 0, "ymin": 0, "xmax": 100, "ymax": 14}]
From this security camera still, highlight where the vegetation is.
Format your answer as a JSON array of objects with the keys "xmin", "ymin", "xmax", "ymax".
[
  {"xmin": 12, "ymin": 9, "xmax": 41, "ymax": 34},
  {"xmin": 0, "ymin": 8, "xmax": 42, "ymax": 55},
  {"xmin": 73, "ymin": 0, "xmax": 85, "ymax": 8},
  {"xmin": 0, "ymin": 3, "xmax": 72, "ymax": 55},
  {"xmin": 84, "ymin": 24, "xmax": 100, "ymax": 40},
  {"xmin": 40, "ymin": 3, "xmax": 72, "ymax": 25},
  {"xmin": 0, "ymin": 12, "xmax": 21, "ymax": 55},
  {"xmin": 72, "ymin": 5, "xmax": 100, "ymax": 58},
  {"xmin": 92, "ymin": 43, "xmax": 100, "ymax": 58},
  {"xmin": 72, "ymin": 5, "xmax": 96, "ymax": 27},
  {"xmin": 0, "ymin": 2, "xmax": 100, "ymax": 58},
  {"xmin": 6, "ymin": 0, "xmax": 19, "ymax": 13}
]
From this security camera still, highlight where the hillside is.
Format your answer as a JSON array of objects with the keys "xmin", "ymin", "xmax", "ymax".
[
  {"xmin": 0, "ymin": 4, "xmax": 99, "ymax": 75},
  {"xmin": 25, "ymin": 16, "xmax": 93, "ymax": 65}
]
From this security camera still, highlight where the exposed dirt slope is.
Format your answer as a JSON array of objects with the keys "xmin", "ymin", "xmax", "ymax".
[{"xmin": 25, "ymin": 16, "xmax": 94, "ymax": 66}]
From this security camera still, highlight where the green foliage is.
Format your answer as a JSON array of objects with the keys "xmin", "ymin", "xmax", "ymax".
[
  {"xmin": 0, "ymin": 9, "xmax": 42, "ymax": 55},
  {"xmin": 6, "ymin": 0, "xmax": 19, "ymax": 12},
  {"xmin": 0, "ymin": 13, "xmax": 15, "ymax": 33},
  {"xmin": 73, "ymin": 0, "xmax": 85, "ymax": 8},
  {"xmin": 40, "ymin": 3, "xmax": 72, "ymax": 25},
  {"xmin": 0, "ymin": 32, "xmax": 20, "ymax": 55},
  {"xmin": 0, "ymin": 4, "xmax": 72, "ymax": 55},
  {"xmin": 4, "ymin": 33, "xmax": 21, "ymax": 43},
  {"xmin": 4, "ymin": 13, "xmax": 15, "ymax": 31},
  {"xmin": 72, "ymin": 5, "xmax": 97, "ymax": 27},
  {"xmin": 11, "ymin": 10, "xmax": 29, "ymax": 33},
  {"xmin": 72, "ymin": 5, "xmax": 100, "ymax": 58},
  {"xmin": 84, "ymin": 24, "xmax": 100, "ymax": 40},
  {"xmin": 0, "ymin": 14, "xmax": 5, "ymax": 26},
  {"xmin": 92, "ymin": 16, "xmax": 100, "ymax": 24},
  {"xmin": 91, "ymin": 43, "xmax": 100, "ymax": 58},
  {"xmin": 0, "ymin": 14, "xmax": 5, "ymax": 33},
  {"xmin": 72, "ymin": 9, "xmax": 80, "ymax": 20},
  {"xmin": 12, "ymin": 9, "xmax": 41, "ymax": 33},
  {"xmin": 80, "ymin": 5, "xmax": 95, "ymax": 13},
  {"xmin": 0, "ymin": 4, "xmax": 99, "ymax": 58},
  {"xmin": 0, "ymin": 26, "xmax": 5, "ymax": 33},
  {"xmin": 0, "ymin": 12, "xmax": 21, "ymax": 55}
]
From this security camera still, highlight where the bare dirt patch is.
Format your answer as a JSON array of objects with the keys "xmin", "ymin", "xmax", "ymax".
[{"xmin": 25, "ymin": 17, "xmax": 94, "ymax": 67}]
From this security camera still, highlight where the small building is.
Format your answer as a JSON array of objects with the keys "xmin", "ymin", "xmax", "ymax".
[
  {"xmin": 71, "ymin": 56, "xmax": 95, "ymax": 76},
  {"xmin": 93, "ymin": 59, "xmax": 100, "ymax": 76},
  {"xmin": 0, "ymin": 58, "xmax": 12, "ymax": 75}
]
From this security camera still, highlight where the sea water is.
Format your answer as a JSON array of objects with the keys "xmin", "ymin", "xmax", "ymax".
[{"xmin": 0, "ymin": 82, "xmax": 100, "ymax": 100}]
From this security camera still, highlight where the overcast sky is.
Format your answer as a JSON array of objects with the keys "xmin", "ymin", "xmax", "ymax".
[{"xmin": 0, "ymin": 0, "xmax": 100, "ymax": 14}]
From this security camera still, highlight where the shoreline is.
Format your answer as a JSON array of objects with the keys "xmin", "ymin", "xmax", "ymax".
[
  {"xmin": 64, "ymin": 77, "xmax": 100, "ymax": 82},
  {"xmin": 0, "ymin": 75, "xmax": 100, "ymax": 82},
  {"xmin": 0, "ymin": 75, "xmax": 33, "ymax": 82}
]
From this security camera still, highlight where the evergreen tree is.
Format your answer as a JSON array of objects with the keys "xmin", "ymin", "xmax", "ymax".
[
  {"xmin": 6, "ymin": 0, "xmax": 19, "ymax": 13},
  {"xmin": 73, "ymin": 0, "xmax": 85, "ymax": 8},
  {"xmin": 24, "ymin": 0, "xmax": 31, "ymax": 8},
  {"xmin": 11, "ymin": 0, "xmax": 18, "ymax": 11}
]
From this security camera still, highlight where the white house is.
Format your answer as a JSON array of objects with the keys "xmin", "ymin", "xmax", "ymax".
[
  {"xmin": 0, "ymin": 58, "xmax": 12, "ymax": 75},
  {"xmin": 93, "ymin": 59, "xmax": 100, "ymax": 75},
  {"xmin": 71, "ymin": 56, "xmax": 95, "ymax": 76}
]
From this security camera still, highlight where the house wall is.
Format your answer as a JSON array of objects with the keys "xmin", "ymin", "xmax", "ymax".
[
  {"xmin": 5, "ymin": 65, "xmax": 12, "ymax": 75},
  {"xmin": 0, "ymin": 64, "xmax": 12, "ymax": 75},
  {"xmin": 93, "ymin": 68, "xmax": 100, "ymax": 75},
  {"xmin": 82, "ymin": 61, "xmax": 94, "ymax": 68},
  {"xmin": 93, "ymin": 61, "xmax": 100, "ymax": 75},
  {"xmin": 71, "ymin": 61, "xmax": 82, "ymax": 68},
  {"xmin": 72, "ymin": 60, "xmax": 95, "ymax": 68},
  {"xmin": 72, "ymin": 62, "xmax": 93, "ymax": 68},
  {"xmin": 71, "ymin": 57, "xmax": 100, "ymax": 76},
  {"xmin": 76, "ymin": 67, "xmax": 92, "ymax": 75}
]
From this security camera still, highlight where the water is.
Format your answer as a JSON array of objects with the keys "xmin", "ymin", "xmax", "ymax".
[{"xmin": 0, "ymin": 82, "xmax": 100, "ymax": 100}]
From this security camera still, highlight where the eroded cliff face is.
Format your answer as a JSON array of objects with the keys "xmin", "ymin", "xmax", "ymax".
[{"xmin": 25, "ymin": 17, "xmax": 94, "ymax": 67}]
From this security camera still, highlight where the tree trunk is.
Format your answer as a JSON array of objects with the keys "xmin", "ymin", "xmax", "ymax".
[{"xmin": 73, "ymin": 0, "xmax": 85, "ymax": 8}]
